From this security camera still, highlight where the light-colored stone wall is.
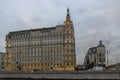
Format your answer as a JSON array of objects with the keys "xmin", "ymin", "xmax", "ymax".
[
  {"xmin": 0, "ymin": 53, "xmax": 6, "ymax": 71},
  {"xmin": 6, "ymin": 25, "xmax": 75, "ymax": 71}
]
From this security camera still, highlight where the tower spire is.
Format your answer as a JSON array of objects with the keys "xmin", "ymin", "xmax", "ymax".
[
  {"xmin": 64, "ymin": 8, "xmax": 73, "ymax": 25},
  {"xmin": 67, "ymin": 7, "xmax": 70, "ymax": 16}
]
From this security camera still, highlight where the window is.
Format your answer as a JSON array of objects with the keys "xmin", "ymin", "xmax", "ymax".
[
  {"xmin": 67, "ymin": 40, "xmax": 69, "ymax": 43},
  {"xmin": 67, "ymin": 62, "xmax": 69, "ymax": 66},
  {"xmin": 99, "ymin": 53, "xmax": 105, "ymax": 62},
  {"xmin": 1, "ymin": 67, "xmax": 4, "ymax": 69},
  {"xmin": 71, "ymin": 62, "xmax": 73, "ymax": 66}
]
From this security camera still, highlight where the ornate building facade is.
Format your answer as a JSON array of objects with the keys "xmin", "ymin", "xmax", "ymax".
[
  {"xmin": 6, "ymin": 8, "xmax": 76, "ymax": 71},
  {"xmin": 84, "ymin": 41, "xmax": 106, "ymax": 69}
]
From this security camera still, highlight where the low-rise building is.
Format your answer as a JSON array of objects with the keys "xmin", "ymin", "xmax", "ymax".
[
  {"xmin": 107, "ymin": 63, "xmax": 120, "ymax": 71},
  {"xmin": 75, "ymin": 64, "xmax": 85, "ymax": 70}
]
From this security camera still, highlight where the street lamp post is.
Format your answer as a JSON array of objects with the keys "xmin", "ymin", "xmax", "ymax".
[{"xmin": 106, "ymin": 50, "xmax": 110, "ymax": 67}]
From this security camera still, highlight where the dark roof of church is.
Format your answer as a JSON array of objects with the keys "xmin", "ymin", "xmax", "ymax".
[
  {"xmin": 86, "ymin": 40, "xmax": 105, "ymax": 56},
  {"xmin": 97, "ymin": 40, "xmax": 105, "ymax": 47}
]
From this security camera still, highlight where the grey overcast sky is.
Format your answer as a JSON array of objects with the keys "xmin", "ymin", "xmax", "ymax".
[{"xmin": 0, "ymin": 0, "xmax": 120, "ymax": 65}]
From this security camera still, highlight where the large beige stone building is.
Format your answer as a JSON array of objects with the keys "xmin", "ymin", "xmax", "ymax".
[
  {"xmin": 84, "ymin": 41, "xmax": 106, "ymax": 69},
  {"xmin": 6, "ymin": 8, "xmax": 76, "ymax": 71}
]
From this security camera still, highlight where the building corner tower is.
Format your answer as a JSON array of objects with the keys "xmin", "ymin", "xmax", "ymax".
[{"xmin": 63, "ymin": 8, "xmax": 76, "ymax": 70}]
